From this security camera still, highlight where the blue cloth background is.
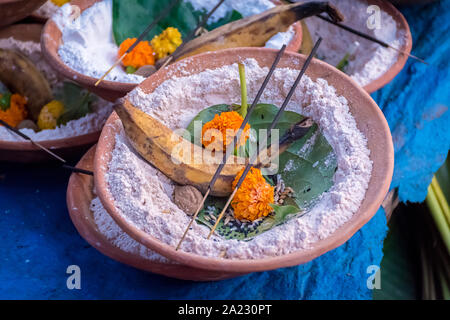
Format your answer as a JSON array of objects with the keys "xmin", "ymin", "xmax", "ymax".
[{"xmin": 0, "ymin": 1, "xmax": 449, "ymax": 300}]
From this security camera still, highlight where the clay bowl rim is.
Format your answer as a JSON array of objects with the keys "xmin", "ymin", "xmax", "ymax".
[
  {"xmin": 0, "ymin": 23, "xmax": 102, "ymax": 155},
  {"xmin": 362, "ymin": 0, "xmax": 413, "ymax": 93},
  {"xmin": 40, "ymin": 0, "xmax": 303, "ymax": 97},
  {"xmin": 0, "ymin": 0, "xmax": 47, "ymax": 27},
  {"xmin": 94, "ymin": 47, "xmax": 394, "ymax": 273},
  {"xmin": 67, "ymin": 145, "xmax": 247, "ymax": 281}
]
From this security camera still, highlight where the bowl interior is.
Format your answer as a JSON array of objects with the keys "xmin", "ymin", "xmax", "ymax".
[{"xmin": 94, "ymin": 47, "xmax": 394, "ymax": 273}]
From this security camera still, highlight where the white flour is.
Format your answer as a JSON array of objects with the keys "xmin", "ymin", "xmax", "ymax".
[
  {"xmin": 101, "ymin": 58, "xmax": 373, "ymax": 260},
  {"xmin": 54, "ymin": 0, "xmax": 144, "ymax": 83},
  {"xmin": 54, "ymin": 0, "xmax": 294, "ymax": 84},
  {"xmin": 34, "ymin": 1, "xmax": 59, "ymax": 19},
  {"xmin": 304, "ymin": 0, "xmax": 406, "ymax": 86},
  {"xmin": 0, "ymin": 37, "xmax": 113, "ymax": 142},
  {"xmin": 91, "ymin": 196, "xmax": 171, "ymax": 263}
]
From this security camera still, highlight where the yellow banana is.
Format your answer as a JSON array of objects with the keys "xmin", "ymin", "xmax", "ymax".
[
  {"xmin": 115, "ymin": 102, "xmax": 315, "ymax": 196},
  {"xmin": 115, "ymin": 101, "xmax": 245, "ymax": 197}
]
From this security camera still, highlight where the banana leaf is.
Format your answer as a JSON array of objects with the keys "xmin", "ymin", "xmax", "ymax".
[{"xmin": 112, "ymin": 0, "xmax": 242, "ymax": 45}]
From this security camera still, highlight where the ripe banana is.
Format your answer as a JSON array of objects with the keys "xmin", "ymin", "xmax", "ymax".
[
  {"xmin": 115, "ymin": 102, "xmax": 314, "ymax": 196},
  {"xmin": 0, "ymin": 49, "xmax": 52, "ymax": 121},
  {"xmin": 156, "ymin": 1, "xmax": 343, "ymax": 67},
  {"xmin": 115, "ymin": 101, "xmax": 245, "ymax": 196}
]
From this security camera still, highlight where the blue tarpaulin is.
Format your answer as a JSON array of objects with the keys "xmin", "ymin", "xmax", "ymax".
[{"xmin": 0, "ymin": 1, "xmax": 449, "ymax": 299}]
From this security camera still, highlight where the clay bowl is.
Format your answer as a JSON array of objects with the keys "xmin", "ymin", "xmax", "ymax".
[
  {"xmin": 67, "ymin": 145, "xmax": 246, "ymax": 281},
  {"xmin": 302, "ymin": 0, "xmax": 412, "ymax": 93},
  {"xmin": 0, "ymin": 24, "xmax": 101, "ymax": 163},
  {"xmin": 364, "ymin": 0, "xmax": 412, "ymax": 93},
  {"xmin": 41, "ymin": 0, "xmax": 303, "ymax": 102},
  {"xmin": 0, "ymin": 0, "xmax": 47, "ymax": 28},
  {"xmin": 94, "ymin": 47, "xmax": 394, "ymax": 274}
]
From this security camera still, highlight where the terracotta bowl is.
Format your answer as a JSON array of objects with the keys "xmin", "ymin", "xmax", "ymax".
[
  {"xmin": 0, "ymin": 24, "xmax": 101, "ymax": 163},
  {"xmin": 359, "ymin": 0, "xmax": 412, "ymax": 93},
  {"xmin": 41, "ymin": 0, "xmax": 303, "ymax": 102},
  {"xmin": 93, "ymin": 47, "xmax": 394, "ymax": 274},
  {"xmin": 67, "ymin": 145, "xmax": 246, "ymax": 281},
  {"xmin": 0, "ymin": 0, "xmax": 47, "ymax": 28},
  {"xmin": 302, "ymin": 0, "xmax": 412, "ymax": 93},
  {"xmin": 364, "ymin": 0, "xmax": 412, "ymax": 93}
]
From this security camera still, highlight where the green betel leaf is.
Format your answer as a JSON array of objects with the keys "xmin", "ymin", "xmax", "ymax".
[
  {"xmin": 187, "ymin": 102, "xmax": 337, "ymax": 239},
  {"xmin": 186, "ymin": 104, "xmax": 231, "ymax": 145},
  {"xmin": 247, "ymin": 103, "xmax": 304, "ymax": 145},
  {"xmin": 56, "ymin": 82, "xmax": 96, "ymax": 126},
  {"xmin": 112, "ymin": 0, "xmax": 198, "ymax": 45},
  {"xmin": 112, "ymin": 0, "xmax": 242, "ymax": 45},
  {"xmin": 186, "ymin": 103, "xmax": 303, "ymax": 146},
  {"xmin": 0, "ymin": 92, "xmax": 12, "ymax": 111},
  {"xmin": 279, "ymin": 125, "xmax": 337, "ymax": 209}
]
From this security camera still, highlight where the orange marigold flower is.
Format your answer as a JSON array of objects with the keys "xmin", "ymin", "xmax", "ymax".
[
  {"xmin": 231, "ymin": 167, "xmax": 274, "ymax": 221},
  {"xmin": 118, "ymin": 38, "xmax": 155, "ymax": 69},
  {"xmin": 0, "ymin": 93, "xmax": 28, "ymax": 128},
  {"xmin": 201, "ymin": 111, "xmax": 250, "ymax": 152}
]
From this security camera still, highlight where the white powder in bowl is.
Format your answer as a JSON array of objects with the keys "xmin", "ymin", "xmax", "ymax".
[
  {"xmin": 54, "ymin": 0, "xmax": 145, "ymax": 84},
  {"xmin": 0, "ymin": 37, "xmax": 113, "ymax": 142},
  {"xmin": 90, "ymin": 196, "xmax": 171, "ymax": 263},
  {"xmin": 102, "ymin": 58, "xmax": 373, "ymax": 260},
  {"xmin": 54, "ymin": 0, "xmax": 294, "ymax": 84},
  {"xmin": 303, "ymin": 0, "xmax": 406, "ymax": 86}
]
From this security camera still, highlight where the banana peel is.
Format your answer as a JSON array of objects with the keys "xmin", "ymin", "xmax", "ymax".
[
  {"xmin": 115, "ymin": 102, "xmax": 315, "ymax": 196},
  {"xmin": 115, "ymin": 101, "xmax": 245, "ymax": 196},
  {"xmin": 0, "ymin": 49, "xmax": 52, "ymax": 121},
  {"xmin": 156, "ymin": 1, "xmax": 343, "ymax": 68}
]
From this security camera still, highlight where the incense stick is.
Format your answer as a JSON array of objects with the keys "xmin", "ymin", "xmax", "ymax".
[
  {"xmin": 63, "ymin": 164, "xmax": 94, "ymax": 176},
  {"xmin": 175, "ymin": 44, "xmax": 287, "ymax": 251},
  {"xmin": 0, "ymin": 119, "xmax": 94, "ymax": 176},
  {"xmin": 207, "ymin": 38, "xmax": 323, "ymax": 239},
  {"xmin": 315, "ymin": 14, "xmax": 428, "ymax": 65},
  {"xmin": 95, "ymin": 0, "xmax": 181, "ymax": 86}
]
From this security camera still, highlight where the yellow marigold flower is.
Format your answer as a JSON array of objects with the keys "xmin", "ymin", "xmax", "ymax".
[
  {"xmin": 0, "ymin": 93, "xmax": 28, "ymax": 128},
  {"xmin": 37, "ymin": 100, "xmax": 65, "ymax": 130},
  {"xmin": 201, "ymin": 111, "xmax": 250, "ymax": 152},
  {"xmin": 231, "ymin": 167, "xmax": 274, "ymax": 221},
  {"xmin": 51, "ymin": 0, "xmax": 71, "ymax": 6},
  {"xmin": 151, "ymin": 27, "xmax": 182, "ymax": 60},
  {"xmin": 118, "ymin": 38, "xmax": 155, "ymax": 69}
]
